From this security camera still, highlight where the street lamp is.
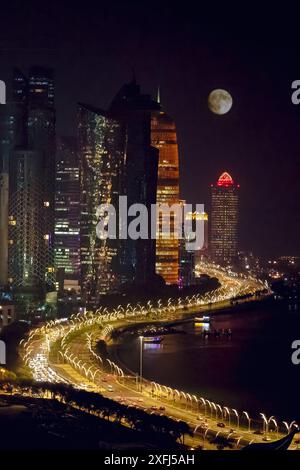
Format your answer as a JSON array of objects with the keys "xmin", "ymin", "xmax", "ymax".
[
  {"xmin": 242, "ymin": 411, "xmax": 251, "ymax": 432},
  {"xmin": 260, "ymin": 413, "xmax": 268, "ymax": 434},
  {"xmin": 205, "ymin": 399, "xmax": 212, "ymax": 418},
  {"xmin": 139, "ymin": 336, "xmax": 144, "ymax": 391},
  {"xmin": 199, "ymin": 397, "xmax": 206, "ymax": 416},
  {"xmin": 269, "ymin": 418, "xmax": 278, "ymax": 438},
  {"xmin": 282, "ymin": 420, "xmax": 297, "ymax": 434},
  {"xmin": 211, "ymin": 402, "xmax": 217, "ymax": 420},
  {"xmin": 224, "ymin": 407, "xmax": 231, "ymax": 426},
  {"xmin": 216, "ymin": 404, "xmax": 223, "ymax": 420},
  {"xmin": 232, "ymin": 409, "xmax": 239, "ymax": 429}
]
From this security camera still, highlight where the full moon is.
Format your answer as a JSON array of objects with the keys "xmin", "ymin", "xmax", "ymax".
[{"xmin": 208, "ymin": 89, "xmax": 233, "ymax": 115}]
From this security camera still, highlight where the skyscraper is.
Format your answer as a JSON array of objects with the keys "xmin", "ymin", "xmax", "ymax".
[
  {"xmin": 78, "ymin": 79, "xmax": 179, "ymax": 305},
  {"xmin": 8, "ymin": 66, "xmax": 56, "ymax": 293},
  {"xmin": 8, "ymin": 149, "xmax": 45, "ymax": 288},
  {"xmin": 210, "ymin": 171, "xmax": 239, "ymax": 265},
  {"xmin": 78, "ymin": 80, "xmax": 163, "ymax": 306},
  {"xmin": 151, "ymin": 108, "xmax": 180, "ymax": 285},
  {"xmin": 0, "ymin": 99, "xmax": 26, "ymax": 286},
  {"xmin": 109, "ymin": 79, "xmax": 159, "ymax": 286},
  {"xmin": 193, "ymin": 211, "xmax": 208, "ymax": 264},
  {"xmin": 27, "ymin": 67, "xmax": 56, "ymax": 290},
  {"xmin": 55, "ymin": 137, "xmax": 80, "ymax": 291},
  {"xmin": 178, "ymin": 201, "xmax": 195, "ymax": 288},
  {"xmin": 78, "ymin": 103, "xmax": 125, "ymax": 305}
]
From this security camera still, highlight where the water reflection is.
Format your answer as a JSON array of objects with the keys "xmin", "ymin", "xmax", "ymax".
[
  {"xmin": 115, "ymin": 301, "xmax": 300, "ymax": 421},
  {"xmin": 143, "ymin": 343, "xmax": 164, "ymax": 350}
]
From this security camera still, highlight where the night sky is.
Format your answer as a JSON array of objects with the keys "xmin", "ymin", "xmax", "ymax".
[{"xmin": 0, "ymin": 1, "xmax": 299, "ymax": 259}]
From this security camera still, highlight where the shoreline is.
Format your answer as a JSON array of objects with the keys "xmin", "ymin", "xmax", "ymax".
[
  {"xmin": 106, "ymin": 295, "xmax": 274, "ymax": 381},
  {"xmin": 108, "ymin": 295, "xmax": 273, "ymax": 342},
  {"xmin": 106, "ymin": 295, "xmax": 300, "ymax": 423}
]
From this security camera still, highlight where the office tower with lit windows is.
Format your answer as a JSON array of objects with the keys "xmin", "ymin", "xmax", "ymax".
[
  {"xmin": 194, "ymin": 211, "xmax": 208, "ymax": 264},
  {"xmin": 78, "ymin": 79, "xmax": 179, "ymax": 304},
  {"xmin": 8, "ymin": 149, "xmax": 46, "ymax": 288},
  {"xmin": 78, "ymin": 103, "xmax": 125, "ymax": 305},
  {"xmin": 178, "ymin": 203, "xmax": 208, "ymax": 287},
  {"xmin": 78, "ymin": 80, "xmax": 161, "ymax": 305},
  {"xmin": 178, "ymin": 201, "xmax": 194, "ymax": 287},
  {"xmin": 0, "ymin": 98, "xmax": 27, "ymax": 286},
  {"xmin": 27, "ymin": 66, "xmax": 56, "ymax": 290},
  {"xmin": 151, "ymin": 108, "xmax": 180, "ymax": 285},
  {"xmin": 55, "ymin": 137, "xmax": 80, "ymax": 292},
  {"xmin": 210, "ymin": 171, "xmax": 239, "ymax": 265},
  {"xmin": 8, "ymin": 66, "xmax": 56, "ymax": 293},
  {"xmin": 0, "ymin": 172, "xmax": 9, "ymax": 286}
]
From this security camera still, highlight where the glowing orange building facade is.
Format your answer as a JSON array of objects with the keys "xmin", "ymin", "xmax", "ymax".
[{"xmin": 151, "ymin": 111, "xmax": 180, "ymax": 285}]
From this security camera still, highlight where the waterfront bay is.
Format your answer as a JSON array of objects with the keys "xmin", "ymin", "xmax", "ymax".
[{"xmin": 114, "ymin": 300, "xmax": 300, "ymax": 422}]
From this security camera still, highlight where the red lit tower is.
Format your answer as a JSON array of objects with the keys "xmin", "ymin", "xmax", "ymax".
[{"xmin": 210, "ymin": 172, "xmax": 239, "ymax": 265}]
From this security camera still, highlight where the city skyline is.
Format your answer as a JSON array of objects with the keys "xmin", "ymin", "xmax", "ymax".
[
  {"xmin": 1, "ymin": 1, "xmax": 300, "ymax": 457},
  {"xmin": 0, "ymin": 3, "xmax": 300, "ymax": 259},
  {"xmin": 0, "ymin": 65, "xmax": 296, "ymax": 297}
]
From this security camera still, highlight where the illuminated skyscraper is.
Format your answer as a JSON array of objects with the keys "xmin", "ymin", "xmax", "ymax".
[
  {"xmin": 8, "ymin": 149, "xmax": 46, "ymax": 288},
  {"xmin": 0, "ymin": 101, "xmax": 26, "ymax": 286},
  {"xmin": 185, "ymin": 210, "xmax": 209, "ymax": 268},
  {"xmin": 27, "ymin": 67, "xmax": 56, "ymax": 289},
  {"xmin": 210, "ymin": 171, "xmax": 239, "ymax": 265},
  {"xmin": 78, "ymin": 103, "xmax": 125, "ymax": 305},
  {"xmin": 78, "ymin": 81, "xmax": 161, "ymax": 305},
  {"xmin": 178, "ymin": 201, "xmax": 194, "ymax": 287},
  {"xmin": 8, "ymin": 66, "xmax": 56, "ymax": 293},
  {"xmin": 151, "ymin": 109, "xmax": 180, "ymax": 285},
  {"xmin": 55, "ymin": 137, "xmax": 80, "ymax": 291}
]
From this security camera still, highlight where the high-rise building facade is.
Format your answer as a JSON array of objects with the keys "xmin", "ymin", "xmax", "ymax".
[
  {"xmin": 0, "ymin": 99, "xmax": 26, "ymax": 286},
  {"xmin": 78, "ymin": 103, "xmax": 125, "ymax": 305},
  {"xmin": 78, "ymin": 80, "xmax": 180, "ymax": 304},
  {"xmin": 8, "ymin": 149, "xmax": 46, "ymax": 287},
  {"xmin": 8, "ymin": 66, "xmax": 56, "ymax": 293},
  {"xmin": 55, "ymin": 137, "xmax": 80, "ymax": 291},
  {"xmin": 183, "ymin": 209, "xmax": 208, "ymax": 271},
  {"xmin": 109, "ymin": 80, "xmax": 159, "ymax": 286},
  {"xmin": 210, "ymin": 171, "xmax": 239, "ymax": 265},
  {"xmin": 27, "ymin": 67, "xmax": 56, "ymax": 289},
  {"xmin": 151, "ymin": 110, "xmax": 180, "ymax": 285}
]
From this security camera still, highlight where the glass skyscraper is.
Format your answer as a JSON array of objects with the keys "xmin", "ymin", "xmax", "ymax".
[
  {"xmin": 78, "ymin": 103, "xmax": 125, "ymax": 305},
  {"xmin": 109, "ymin": 79, "xmax": 159, "ymax": 286},
  {"xmin": 8, "ymin": 149, "xmax": 45, "ymax": 288},
  {"xmin": 0, "ymin": 101, "xmax": 26, "ymax": 286},
  {"xmin": 55, "ymin": 137, "xmax": 80, "ymax": 291},
  {"xmin": 8, "ymin": 66, "xmax": 56, "ymax": 293},
  {"xmin": 78, "ymin": 80, "xmax": 180, "ymax": 305}
]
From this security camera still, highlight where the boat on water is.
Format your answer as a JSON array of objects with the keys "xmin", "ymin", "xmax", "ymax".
[
  {"xmin": 143, "ymin": 336, "xmax": 164, "ymax": 344},
  {"xmin": 194, "ymin": 316, "xmax": 210, "ymax": 323}
]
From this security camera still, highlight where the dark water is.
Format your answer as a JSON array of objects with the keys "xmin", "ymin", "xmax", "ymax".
[{"xmin": 114, "ymin": 300, "xmax": 300, "ymax": 422}]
